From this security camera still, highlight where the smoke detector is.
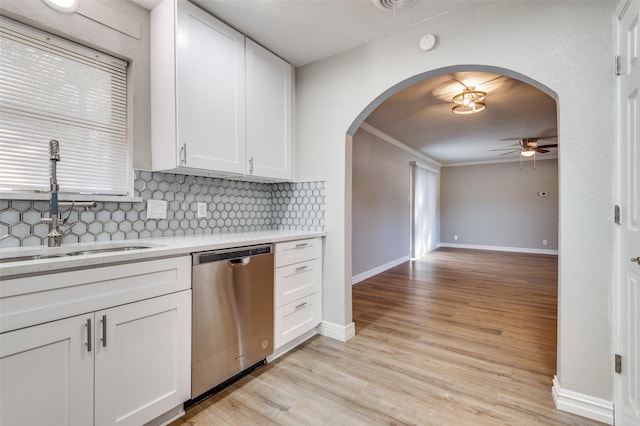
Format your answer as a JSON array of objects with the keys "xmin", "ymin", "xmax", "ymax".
[{"xmin": 372, "ymin": 0, "xmax": 414, "ymax": 11}]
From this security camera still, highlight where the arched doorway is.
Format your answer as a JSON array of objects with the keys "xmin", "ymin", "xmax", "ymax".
[
  {"xmin": 347, "ymin": 66, "xmax": 558, "ymax": 416},
  {"xmin": 348, "ymin": 67, "xmax": 559, "ymax": 284}
]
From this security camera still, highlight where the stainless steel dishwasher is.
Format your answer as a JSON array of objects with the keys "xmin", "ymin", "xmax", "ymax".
[{"xmin": 191, "ymin": 244, "xmax": 274, "ymax": 399}]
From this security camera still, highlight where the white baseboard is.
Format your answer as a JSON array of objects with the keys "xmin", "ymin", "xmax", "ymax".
[
  {"xmin": 352, "ymin": 255, "xmax": 410, "ymax": 285},
  {"xmin": 318, "ymin": 320, "xmax": 356, "ymax": 342},
  {"xmin": 437, "ymin": 242, "xmax": 558, "ymax": 255},
  {"xmin": 552, "ymin": 376, "xmax": 613, "ymax": 424}
]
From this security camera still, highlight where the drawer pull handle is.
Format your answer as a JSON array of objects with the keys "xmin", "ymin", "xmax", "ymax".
[
  {"xmin": 295, "ymin": 265, "xmax": 308, "ymax": 272},
  {"xmin": 101, "ymin": 315, "xmax": 107, "ymax": 347},
  {"xmin": 295, "ymin": 243, "xmax": 308, "ymax": 248},
  {"xmin": 295, "ymin": 302, "xmax": 308, "ymax": 310},
  {"xmin": 86, "ymin": 318, "xmax": 92, "ymax": 352}
]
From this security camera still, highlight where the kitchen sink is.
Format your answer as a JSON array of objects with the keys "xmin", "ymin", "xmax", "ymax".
[
  {"xmin": 0, "ymin": 253, "xmax": 68, "ymax": 263},
  {"xmin": 65, "ymin": 246, "xmax": 152, "ymax": 256},
  {"xmin": 0, "ymin": 243, "xmax": 158, "ymax": 264}
]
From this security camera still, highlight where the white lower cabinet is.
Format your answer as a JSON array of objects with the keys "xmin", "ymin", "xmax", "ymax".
[
  {"xmin": 0, "ymin": 291, "xmax": 191, "ymax": 426},
  {"xmin": 95, "ymin": 291, "xmax": 191, "ymax": 426},
  {"xmin": 274, "ymin": 238, "xmax": 323, "ymax": 350},
  {"xmin": 274, "ymin": 292, "xmax": 322, "ymax": 349},
  {"xmin": 0, "ymin": 313, "xmax": 94, "ymax": 426}
]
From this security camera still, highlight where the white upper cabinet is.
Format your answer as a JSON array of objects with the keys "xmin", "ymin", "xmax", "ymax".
[
  {"xmin": 175, "ymin": 1, "xmax": 246, "ymax": 174},
  {"xmin": 246, "ymin": 39, "xmax": 293, "ymax": 180},
  {"xmin": 151, "ymin": 0, "xmax": 293, "ymax": 181}
]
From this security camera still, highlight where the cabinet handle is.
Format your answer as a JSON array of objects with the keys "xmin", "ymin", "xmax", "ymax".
[
  {"xmin": 294, "ymin": 302, "xmax": 308, "ymax": 310},
  {"xmin": 295, "ymin": 243, "xmax": 308, "ymax": 248},
  {"xmin": 180, "ymin": 143, "xmax": 187, "ymax": 165},
  {"xmin": 249, "ymin": 156, "xmax": 254, "ymax": 174},
  {"xmin": 101, "ymin": 315, "xmax": 107, "ymax": 347},
  {"xmin": 86, "ymin": 318, "xmax": 92, "ymax": 352},
  {"xmin": 295, "ymin": 265, "xmax": 308, "ymax": 272}
]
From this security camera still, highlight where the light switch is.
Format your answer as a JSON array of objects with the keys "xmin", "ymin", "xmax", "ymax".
[{"xmin": 146, "ymin": 199, "xmax": 167, "ymax": 219}]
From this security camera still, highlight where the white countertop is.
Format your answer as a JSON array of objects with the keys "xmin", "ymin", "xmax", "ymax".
[{"xmin": 0, "ymin": 230, "xmax": 325, "ymax": 279}]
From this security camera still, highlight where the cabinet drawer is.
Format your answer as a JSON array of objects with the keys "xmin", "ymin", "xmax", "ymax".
[
  {"xmin": 0, "ymin": 256, "xmax": 191, "ymax": 333},
  {"xmin": 275, "ymin": 259, "xmax": 321, "ymax": 307},
  {"xmin": 275, "ymin": 238, "xmax": 322, "ymax": 267},
  {"xmin": 274, "ymin": 292, "xmax": 321, "ymax": 349}
]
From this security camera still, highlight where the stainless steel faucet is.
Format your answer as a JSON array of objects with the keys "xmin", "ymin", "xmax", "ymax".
[{"xmin": 40, "ymin": 140, "xmax": 96, "ymax": 247}]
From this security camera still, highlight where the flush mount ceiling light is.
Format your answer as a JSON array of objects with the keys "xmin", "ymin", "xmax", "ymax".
[
  {"xmin": 451, "ymin": 87, "xmax": 487, "ymax": 115},
  {"xmin": 372, "ymin": 0, "xmax": 414, "ymax": 12},
  {"xmin": 42, "ymin": 0, "xmax": 78, "ymax": 13}
]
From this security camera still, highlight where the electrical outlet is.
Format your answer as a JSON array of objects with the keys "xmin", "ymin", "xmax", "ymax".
[
  {"xmin": 454, "ymin": 235, "xmax": 458, "ymax": 241},
  {"xmin": 146, "ymin": 200, "xmax": 167, "ymax": 219},
  {"xmin": 197, "ymin": 202, "xmax": 207, "ymax": 218},
  {"xmin": 543, "ymin": 239, "xmax": 548, "ymax": 246}
]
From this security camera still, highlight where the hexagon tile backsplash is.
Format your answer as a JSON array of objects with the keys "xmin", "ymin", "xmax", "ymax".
[{"xmin": 0, "ymin": 171, "xmax": 325, "ymax": 248}]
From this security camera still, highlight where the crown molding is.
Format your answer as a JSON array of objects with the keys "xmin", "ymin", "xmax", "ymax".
[{"xmin": 359, "ymin": 123, "xmax": 441, "ymax": 169}]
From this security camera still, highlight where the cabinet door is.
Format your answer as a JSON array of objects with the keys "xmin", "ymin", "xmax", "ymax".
[
  {"xmin": 176, "ymin": 1, "xmax": 246, "ymax": 174},
  {"xmin": 94, "ymin": 291, "xmax": 191, "ymax": 426},
  {"xmin": 246, "ymin": 39, "xmax": 293, "ymax": 180},
  {"xmin": 0, "ymin": 314, "xmax": 94, "ymax": 426}
]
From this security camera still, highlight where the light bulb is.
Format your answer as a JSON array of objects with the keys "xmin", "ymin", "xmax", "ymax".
[{"xmin": 42, "ymin": 0, "xmax": 79, "ymax": 13}]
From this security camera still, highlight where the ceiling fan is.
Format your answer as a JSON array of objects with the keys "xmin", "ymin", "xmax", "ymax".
[{"xmin": 491, "ymin": 137, "xmax": 558, "ymax": 157}]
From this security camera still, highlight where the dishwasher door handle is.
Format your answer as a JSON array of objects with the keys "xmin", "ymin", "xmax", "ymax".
[{"xmin": 228, "ymin": 257, "xmax": 250, "ymax": 267}]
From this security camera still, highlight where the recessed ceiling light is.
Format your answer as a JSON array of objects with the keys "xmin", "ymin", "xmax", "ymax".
[
  {"xmin": 42, "ymin": 0, "xmax": 79, "ymax": 14},
  {"xmin": 372, "ymin": 0, "xmax": 414, "ymax": 12}
]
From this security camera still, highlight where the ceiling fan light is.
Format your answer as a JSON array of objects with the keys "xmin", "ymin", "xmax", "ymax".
[
  {"xmin": 452, "ymin": 88, "xmax": 487, "ymax": 115},
  {"xmin": 521, "ymin": 150, "xmax": 536, "ymax": 157}
]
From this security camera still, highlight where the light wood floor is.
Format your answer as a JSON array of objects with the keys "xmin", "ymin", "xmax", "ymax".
[{"xmin": 170, "ymin": 248, "xmax": 605, "ymax": 425}]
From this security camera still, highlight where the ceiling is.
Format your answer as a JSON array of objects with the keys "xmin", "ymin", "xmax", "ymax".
[
  {"xmin": 133, "ymin": 0, "xmax": 558, "ymax": 165},
  {"xmin": 364, "ymin": 71, "xmax": 557, "ymax": 165}
]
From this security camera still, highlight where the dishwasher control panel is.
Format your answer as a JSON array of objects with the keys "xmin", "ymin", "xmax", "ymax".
[{"xmin": 192, "ymin": 244, "xmax": 273, "ymax": 265}]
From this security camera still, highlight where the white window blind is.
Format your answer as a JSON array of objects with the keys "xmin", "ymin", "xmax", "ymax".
[
  {"xmin": 411, "ymin": 162, "xmax": 438, "ymax": 259},
  {"xmin": 0, "ymin": 16, "xmax": 129, "ymax": 195}
]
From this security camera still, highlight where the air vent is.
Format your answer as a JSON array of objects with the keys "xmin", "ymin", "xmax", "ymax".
[{"xmin": 372, "ymin": 0, "xmax": 414, "ymax": 11}]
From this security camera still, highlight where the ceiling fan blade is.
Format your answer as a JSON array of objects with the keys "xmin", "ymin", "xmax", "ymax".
[
  {"xmin": 490, "ymin": 148, "xmax": 521, "ymax": 151},
  {"xmin": 499, "ymin": 150, "xmax": 520, "ymax": 156},
  {"xmin": 537, "ymin": 144, "xmax": 558, "ymax": 148},
  {"xmin": 535, "ymin": 148, "xmax": 550, "ymax": 153}
]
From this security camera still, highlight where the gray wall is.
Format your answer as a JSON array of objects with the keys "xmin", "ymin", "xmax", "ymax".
[
  {"xmin": 352, "ymin": 127, "xmax": 438, "ymax": 278},
  {"xmin": 440, "ymin": 160, "xmax": 558, "ymax": 251}
]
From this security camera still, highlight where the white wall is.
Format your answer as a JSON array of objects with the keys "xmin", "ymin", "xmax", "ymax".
[
  {"xmin": 440, "ymin": 160, "xmax": 559, "ymax": 252},
  {"xmin": 295, "ymin": 0, "xmax": 615, "ymax": 404}
]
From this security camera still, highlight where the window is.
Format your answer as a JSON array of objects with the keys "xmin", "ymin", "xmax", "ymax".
[{"xmin": 0, "ymin": 16, "xmax": 129, "ymax": 195}]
